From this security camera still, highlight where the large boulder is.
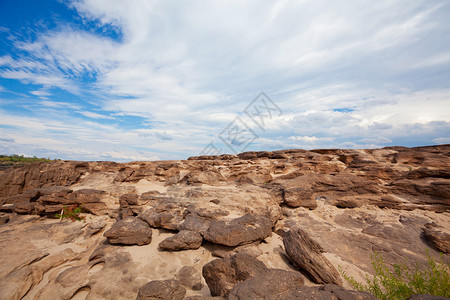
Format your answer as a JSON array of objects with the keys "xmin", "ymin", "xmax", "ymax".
[
  {"xmin": 283, "ymin": 227, "xmax": 342, "ymax": 285},
  {"xmin": 202, "ymin": 253, "xmax": 268, "ymax": 297},
  {"xmin": 136, "ymin": 279, "xmax": 186, "ymax": 300},
  {"xmin": 228, "ymin": 269, "xmax": 305, "ymax": 299},
  {"xmin": 203, "ymin": 214, "xmax": 272, "ymax": 247},
  {"xmin": 104, "ymin": 217, "xmax": 152, "ymax": 245},
  {"xmin": 159, "ymin": 230, "xmax": 203, "ymax": 251}
]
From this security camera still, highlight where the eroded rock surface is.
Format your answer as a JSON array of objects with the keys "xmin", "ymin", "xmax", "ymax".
[
  {"xmin": 104, "ymin": 217, "xmax": 152, "ymax": 245},
  {"xmin": 0, "ymin": 145, "xmax": 448, "ymax": 299},
  {"xmin": 202, "ymin": 253, "xmax": 268, "ymax": 297},
  {"xmin": 159, "ymin": 230, "xmax": 203, "ymax": 251},
  {"xmin": 136, "ymin": 279, "xmax": 186, "ymax": 300},
  {"xmin": 283, "ymin": 226, "xmax": 342, "ymax": 285}
]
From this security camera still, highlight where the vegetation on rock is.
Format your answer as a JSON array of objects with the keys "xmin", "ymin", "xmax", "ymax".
[
  {"xmin": 55, "ymin": 204, "xmax": 86, "ymax": 222},
  {"xmin": 340, "ymin": 251, "xmax": 450, "ymax": 300}
]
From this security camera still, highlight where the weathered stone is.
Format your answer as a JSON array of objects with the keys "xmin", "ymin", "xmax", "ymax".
[
  {"xmin": 179, "ymin": 213, "xmax": 211, "ymax": 233},
  {"xmin": 202, "ymin": 253, "xmax": 268, "ymax": 297},
  {"xmin": 228, "ymin": 268, "xmax": 305, "ymax": 300},
  {"xmin": 139, "ymin": 203, "xmax": 186, "ymax": 230},
  {"xmin": 181, "ymin": 170, "xmax": 226, "ymax": 185},
  {"xmin": 136, "ymin": 279, "xmax": 186, "ymax": 300},
  {"xmin": 175, "ymin": 266, "xmax": 203, "ymax": 290},
  {"xmin": 159, "ymin": 230, "xmax": 203, "ymax": 251},
  {"xmin": 284, "ymin": 188, "xmax": 317, "ymax": 209},
  {"xmin": 423, "ymin": 223, "xmax": 450, "ymax": 253},
  {"xmin": 203, "ymin": 214, "xmax": 272, "ymax": 246},
  {"xmin": 119, "ymin": 193, "xmax": 139, "ymax": 207},
  {"xmin": 283, "ymin": 227, "xmax": 342, "ymax": 285},
  {"xmin": 280, "ymin": 284, "xmax": 377, "ymax": 300},
  {"xmin": 104, "ymin": 217, "xmax": 152, "ymax": 245}
]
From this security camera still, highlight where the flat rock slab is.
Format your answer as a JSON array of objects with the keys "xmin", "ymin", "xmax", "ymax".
[
  {"xmin": 159, "ymin": 230, "xmax": 203, "ymax": 251},
  {"xmin": 104, "ymin": 217, "xmax": 152, "ymax": 246},
  {"xmin": 203, "ymin": 214, "xmax": 272, "ymax": 247},
  {"xmin": 136, "ymin": 279, "xmax": 186, "ymax": 300},
  {"xmin": 228, "ymin": 269, "xmax": 305, "ymax": 300}
]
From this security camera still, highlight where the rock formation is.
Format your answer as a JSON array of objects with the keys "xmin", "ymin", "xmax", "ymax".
[{"xmin": 0, "ymin": 145, "xmax": 448, "ymax": 299}]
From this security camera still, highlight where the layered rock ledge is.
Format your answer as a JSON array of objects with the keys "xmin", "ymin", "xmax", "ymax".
[{"xmin": 0, "ymin": 145, "xmax": 448, "ymax": 299}]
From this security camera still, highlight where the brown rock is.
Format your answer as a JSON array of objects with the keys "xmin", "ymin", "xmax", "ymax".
[
  {"xmin": 203, "ymin": 214, "xmax": 272, "ymax": 246},
  {"xmin": 139, "ymin": 202, "xmax": 186, "ymax": 230},
  {"xmin": 159, "ymin": 230, "xmax": 203, "ymax": 251},
  {"xmin": 175, "ymin": 266, "xmax": 203, "ymax": 290},
  {"xmin": 69, "ymin": 189, "xmax": 104, "ymax": 203},
  {"xmin": 283, "ymin": 227, "xmax": 342, "ymax": 285},
  {"xmin": 284, "ymin": 188, "xmax": 317, "ymax": 209},
  {"xmin": 284, "ymin": 284, "xmax": 377, "ymax": 300},
  {"xmin": 202, "ymin": 253, "xmax": 268, "ymax": 297},
  {"xmin": 136, "ymin": 279, "xmax": 186, "ymax": 300},
  {"xmin": 119, "ymin": 193, "xmax": 139, "ymax": 207},
  {"xmin": 423, "ymin": 223, "xmax": 450, "ymax": 253},
  {"xmin": 228, "ymin": 269, "xmax": 305, "ymax": 300},
  {"xmin": 181, "ymin": 170, "xmax": 226, "ymax": 185},
  {"xmin": 179, "ymin": 213, "xmax": 211, "ymax": 233},
  {"xmin": 104, "ymin": 217, "xmax": 152, "ymax": 245}
]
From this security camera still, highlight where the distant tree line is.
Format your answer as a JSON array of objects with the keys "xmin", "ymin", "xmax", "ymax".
[{"xmin": 0, "ymin": 154, "xmax": 59, "ymax": 163}]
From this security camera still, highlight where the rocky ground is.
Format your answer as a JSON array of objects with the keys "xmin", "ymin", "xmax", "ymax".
[{"xmin": 0, "ymin": 145, "xmax": 448, "ymax": 300}]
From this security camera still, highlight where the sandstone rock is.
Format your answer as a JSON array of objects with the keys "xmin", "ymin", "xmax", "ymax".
[
  {"xmin": 136, "ymin": 279, "xmax": 186, "ymax": 300},
  {"xmin": 286, "ymin": 284, "xmax": 377, "ymax": 300},
  {"xmin": 202, "ymin": 253, "xmax": 268, "ymax": 297},
  {"xmin": 159, "ymin": 230, "xmax": 203, "ymax": 251},
  {"xmin": 284, "ymin": 187, "xmax": 317, "ymax": 209},
  {"xmin": 423, "ymin": 223, "xmax": 450, "ymax": 253},
  {"xmin": 179, "ymin": 213, "xmax": 211, "ymax": 233},
  {"xmin": 203, "ymin": 214, "xmax": 272, "ymax": 246},
  {"xmin": 182, "ymin": 170, "xmax": 226, "ymax": 185},
  {"xmin": 104, "ymin": 217, "xmax": 152, "ymax": 245},
  {"xmin": 139, "ymin": 202, "xmax": 186, "ymax": 230},
  {"xmin": 119, "ymin": 193, "xmax": 139, "ymax": 207},
  {"xmin": 228, "ymin": 268, "xmax": 305, "ymax": 300},
  {"xmin": 283, "ymin": 227, "xmax": 342, "ymax": 285},
  {"xmin": 69, "ymin": 188, "xmax": 105, "ymax": 203},
  {"xmin": 175, "ymin": 266, "xmax": 203, "ymax": 290},
  {"xmin": 0, "ymin": 214, "xmax": 10, "ymax": 225}
]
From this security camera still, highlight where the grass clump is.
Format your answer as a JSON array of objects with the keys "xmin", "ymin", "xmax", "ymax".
[
  {"xmin": 339, "ymin": 251, "xmax": 449, "ymax": 300},
  {"xmin": 55, "ymin": 204, "xmax": 86, "ymax": 222}
]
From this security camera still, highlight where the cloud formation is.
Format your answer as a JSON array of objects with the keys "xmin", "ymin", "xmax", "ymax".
[{"xmin": 0, "ymin": 0, "xmax": 449, "ymax": 161}]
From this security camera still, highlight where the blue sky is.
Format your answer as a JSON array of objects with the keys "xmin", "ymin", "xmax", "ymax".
[{"xmin": 0, "ymin": 0, "xmax": 449, "ymax": 161}]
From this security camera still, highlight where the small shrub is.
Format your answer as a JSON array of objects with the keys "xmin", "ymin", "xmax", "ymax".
[
  {"xmin": 55, "ymin": 204, "xmax": 86, "ymax": 222},
  {"xmin": 339, "ymin": 251, "xmax": 449, "ymax": 300}
]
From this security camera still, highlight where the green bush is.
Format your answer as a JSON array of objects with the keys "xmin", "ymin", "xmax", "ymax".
[
  {"xmin": 339, "ymin": 251, "xmax": 449, "ymax": 299},
  {"xmin": 0, "ymin": 154, "xmax": 59, "ymax": 164},
  {"xmin": 55, "ymin": 204, "xmax": 86, "ymax": 222}
]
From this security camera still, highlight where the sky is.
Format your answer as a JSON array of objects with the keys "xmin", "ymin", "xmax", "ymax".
[{"xmin": 0, "ymin": 0, "xmax": 449, "ymax": 162}]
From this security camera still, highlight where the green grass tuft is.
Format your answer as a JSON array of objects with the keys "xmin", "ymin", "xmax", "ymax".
[{"xmin": 339, "ymin": 251, "xmax": 449, "ymax": 300}]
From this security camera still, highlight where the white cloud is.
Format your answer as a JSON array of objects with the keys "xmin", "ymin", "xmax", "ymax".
[
  {"xmin": 289, "ymin": 136, "xmax": 334, "ymax": 143},
  {"xmin": 432, "ymin": 137, "xmax": 450, "ymax": 144},
  {"xmin": 77, "ymin": 110, "xmax": 115, "ymax": 120},
  {"xmin": 0, "ymin": 0, "xmax": 449, "ymax": 160},
  {"xmin": 30, "ymin": 90, "xmax": 51, "ymax": 98}
]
